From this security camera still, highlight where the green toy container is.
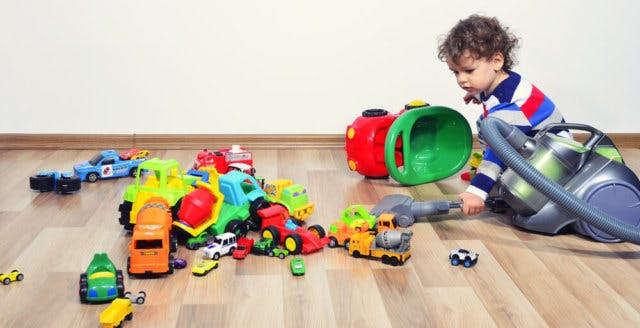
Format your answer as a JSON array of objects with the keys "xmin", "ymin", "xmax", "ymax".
[{"xmin": 384, "ymin": 106, "xmax": 472, "ymax": 185}]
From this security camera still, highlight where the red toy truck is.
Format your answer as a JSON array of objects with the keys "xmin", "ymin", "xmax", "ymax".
[{"xmin": 192, "ymin": 145, "xmax": 255, "ymax": 175}]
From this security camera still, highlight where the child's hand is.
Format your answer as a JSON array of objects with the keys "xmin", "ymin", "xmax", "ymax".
[
  {"xmin": 458, "ymin": 192, "xmax": 485, "ymax": 216},
  {"xmin": 463, "ymin": 92, "xmax": 481, "ymax": 105}
]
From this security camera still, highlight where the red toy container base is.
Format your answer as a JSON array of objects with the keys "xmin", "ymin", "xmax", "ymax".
[
  {"xmin": 345, "ymin": 109, "xmax": 404, "ymax": 178},
  {"xmin": 179, "ymin": 188, "xmax": 214, "ymax": 228}
]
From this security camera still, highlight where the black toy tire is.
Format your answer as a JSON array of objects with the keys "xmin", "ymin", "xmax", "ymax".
[
  {"xmin": 262, "ymin": 226, "xmax": 281, "ymax": 246},
  {"xmin": 248, "ymin": 197, "xmax": 271, "ymax": 231},
  {"xmin": 129, "ymin": 168, "xmax": 137, "ymax": 177},
  {"xmin": 118, "ymin": 201, "xmax": 133, "ymax": 230},
  {"xmin": 226, "ymin": 219, "xmax": 248, "ymax": 237},
  {"xmin": 308, "ymin": 224, "xmax": 326, "ymax": 239},
  {"xmin": 284, "ymin": 233, "xmax": 303, "ymax": 255},
  {"xmin": 362, "ymin": 108, "xmax": 388, "ymax": 117},
  {"xmin": 29, "ymin": 173, "xmax": 55, "ymax": 192},
  {"xmin": 56, "ymin": 175, "xmax": 81, "ymax": 194}
]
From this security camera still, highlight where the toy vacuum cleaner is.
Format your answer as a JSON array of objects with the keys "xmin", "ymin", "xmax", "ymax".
[
  {"xmin": 375, "ymin": 117, "xmax": 640, "ymax": 244},
  {"xmin": 345, "ymin": 103, "xmax": 473, "ymax": 185}
]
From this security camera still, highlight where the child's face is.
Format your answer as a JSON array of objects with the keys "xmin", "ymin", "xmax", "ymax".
[{"xmin": 446, "ymin": 50, "xmax": 505, "ymax": 96}]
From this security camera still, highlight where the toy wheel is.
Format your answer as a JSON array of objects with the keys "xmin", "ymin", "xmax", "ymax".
[
  {"xmin": 381, "ymin": 255, "xmax": 390, "ymax": 264},
  {"xmin": 79, "ymin": 273, "xmax": 87, "ymax": 284},
  {"xmin": 352, "ymin": 250, "xmax": 361, "ymax": 258},
  {"xmin": 16, "ymin": 273, "xmax": 24, "ymax": 281},
  {"xmin": 139, "ymin": 291, "xmax": 147, "ymax": 298},
  {"xmin": 170, "ymin": 234, "xmax": 178, "ymax": 252},
  {"xmin": 248, "ymin": 197, "xmax": 271, "ymax": 231},
  {"xmin": 344, "ymin": 240, "xmax": 350, "ymax": 250},
  {"xmin": 118, "ymin": 201, "xmax": 134, "ymax": 230},
  {"xmin": 213, "ymin": 252, "xmax": 221, "ymax": 260},
  {"xmin": 261, "ymin": 226, "xmax": 281, "ymax": 245},
  {"xmin": 79, "ymin": 286, "xmax": 88, "ymax": 303},
  {"xmin": 86, "ymin": 172, "xmax": 99, "ymax": 183},
  {"xmin": 29, "ymin": 173, "xmax": 55, "ymax": 192},
  {"xmin": 170, "ymin": 198, "xmax": 182, "ymax": 221},
  {"xmin": 279, "ymin": 253, "xmax": 286, "ymax": 259},
  {"xmin": 129, "ymin": 167, "xmax": 137, "ymax": 177},
  {"xmin": 126, "ymin": 313, "xmax": 133, "ymax": 320},
  {"xmin": 226, "ymin": 219, "xmax": 248, "ymax": 237},
  {"xmin": 450, "ymin": 256, "xmax": 459, "ymax": 266},
  {"xmin": 308, "ymin": 224, "xmax": 326, "ymax": 239},
  {"xmin": 136, "ymin": 296, "xmax": 145, "ymax": 304},
  {"xmin": 328, "ymin": 237, "xmax": 338, "ymax": 248},
  {"xmin": 56, "ymin": 175, "xmax": 81, "ymax": 194},
  {"xmin": 124, "ymin": 291, "xmax": 132, "ymax": 297},
  {"xmin": 168, "ymin": 255, "xmax": 175, "ymax": 274},
  {"xmin": 389, "ymin": 257, "xmax": 401, "ymax": 266},
  {"xmin": 362, "ymin": 109, "xmax": 388, "ymax": 117},
  {"xmin": 117, "ymin": 283, "xmax": 125, "ymax": 297},
  {"xmin": 268, "ymin": 250, "xmax": 275, "ymax": 257},
  {"xmin": 2, "ymin": 278, "xmax": 10, "ymax": 285},
  {"xmin": 284, "ymin": 234, "xmax": 303, "ymax": 255},
  {"xmin": 464, "ymin": 258, "xmax": 472, "ymax": 268}
]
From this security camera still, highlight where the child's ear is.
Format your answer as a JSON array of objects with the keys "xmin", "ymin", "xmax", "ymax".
[{"xmin": 490, "ymin": 52, "xmax": 505, "ymax": 71}]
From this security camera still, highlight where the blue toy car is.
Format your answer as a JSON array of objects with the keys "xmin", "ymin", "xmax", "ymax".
[
  {"xmin": 29, "ymin": 171, "xmax": 81, "ymax": 194},
  {"xmin": 73, "ymin": 150, "xmax": 147, "ymax": 183}
]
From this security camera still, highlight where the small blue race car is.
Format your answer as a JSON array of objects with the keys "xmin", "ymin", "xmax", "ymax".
[{"xmin": 73, "ymin": 150, "xmax": 147, "ymax": 183}]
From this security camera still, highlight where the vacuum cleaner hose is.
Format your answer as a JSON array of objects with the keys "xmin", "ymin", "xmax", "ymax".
[{"xmin": 481, "ymin": 116, "xmax": 640, "ymax": 244}]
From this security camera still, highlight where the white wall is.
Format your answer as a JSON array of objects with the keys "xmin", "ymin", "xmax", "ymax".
[{"xmin": 1, "ymin": 1, "xmax": 639, "ymax": 134}]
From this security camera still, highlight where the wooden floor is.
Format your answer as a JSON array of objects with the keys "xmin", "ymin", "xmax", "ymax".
[{"xmin": 1, "ymin": 147, "xmax": 640, "ymax": 328}]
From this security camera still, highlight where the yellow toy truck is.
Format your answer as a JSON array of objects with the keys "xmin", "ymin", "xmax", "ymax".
[{"xmin": 100, "ymin": 298, "xmax": 133, "ymax": 328}]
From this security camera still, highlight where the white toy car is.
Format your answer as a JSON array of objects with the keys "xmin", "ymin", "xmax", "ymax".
[
  {"xmin": 202, "ymin": 232, "xmax": 237, "ymax": 260},
  {"xmin": 449, "ymin": 248, "xmax": 479, "ymax": 268},
  {"xmin": 123, "ymin": 290, "xmax": 146, "ymax": 304}
]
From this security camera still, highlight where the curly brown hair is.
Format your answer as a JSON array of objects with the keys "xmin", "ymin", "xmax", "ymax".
[{"xmin": 438, "ymin": 15, "xmax": 519, "ymax": 70}]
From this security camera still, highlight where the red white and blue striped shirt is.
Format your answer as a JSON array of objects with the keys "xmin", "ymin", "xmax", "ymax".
[{"xmin": 467, "ymin": 71, "xmax": 566, "ymax": 200}]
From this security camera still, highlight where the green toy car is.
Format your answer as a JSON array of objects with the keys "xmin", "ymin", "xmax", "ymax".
[
  {"xmin": 251, "ymin": 237, "xmax": 275, "ymax": 255},
  {"xmin": 268, "ymin": 247, "xmax": 290, "ymax": 259},
  {"xmin": 79, "ymin": 253, "xmax": 124, "ymax": 303},
  {"xmin": 290, "ymin": 257, "xmax": 305, "ymax": 276}
]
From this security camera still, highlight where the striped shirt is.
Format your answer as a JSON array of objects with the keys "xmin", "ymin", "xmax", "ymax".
[{"xmin": 467, "ymin": 71, "xmax": 566, "ymax": 200}]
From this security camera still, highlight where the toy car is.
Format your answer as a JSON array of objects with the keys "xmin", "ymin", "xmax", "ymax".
[
  {"xmin": 449, "ymin": 248, "xmax": 479, "ymax": 268},
  {"xmin": 120, "ymin": 148, "xmax": 150, "ymax": 160},
  {"xmin": 29, "ymin": 171, "xmax": 81, "ymax": 194},
  {"xmin": 258, "ymin": 204, "xmax": 329, "ymax": 254},
  {"xmin": 1, "ymin": 270, "xmax": 24, "ymax": 285},
  {"xmin": 123, "ymin": 290, "xmax": 147, "ymax": 304},
  {"xmin": 268, "ymin": 247, "xmax": 290, "ymax": 259},
  {"xmin": 290, "ymin": 258, "xmax": 305, "ymax": 276},
  {"xmin": 173, "ymin": 258, "xmax": 187, "ymax": 269},
  {"xmin": 232, "ymin": 237, "xmax": 254, "ymax": 259},
  {"xmin": 192, "ymin": 260, "xmax": 219, "ymax": 277},
  {"xmin": 74, "ymin": 149, "xmax": 146, "ymax": 183},
  {"xmin": 79, "ymin": 253, "xmax": 125, "ymax": 303},
  {"xmin": 100, "ymin": 298, "xmax": 133, "ymax": 328},
  {"xmin": 251, "ymin": 237, "xmax": 275, "ymax": 255},
  {"xmin": 202, "ymin": 233, "xmax": 237, "ymax": 260}
]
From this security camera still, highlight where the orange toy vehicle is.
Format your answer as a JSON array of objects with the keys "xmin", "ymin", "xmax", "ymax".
[
  {"xmin": 327, "ymin": 220, "xmax": 371, "ymax": 249},
  {"xmin": 127, "ymin": 197, "xmax": 177, "ymax": 276}
]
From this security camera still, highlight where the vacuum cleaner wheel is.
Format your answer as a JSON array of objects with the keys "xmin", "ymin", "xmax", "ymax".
[{"xmin": 576, "ymin": 180, "xmax": 640, "ymax": 242}]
